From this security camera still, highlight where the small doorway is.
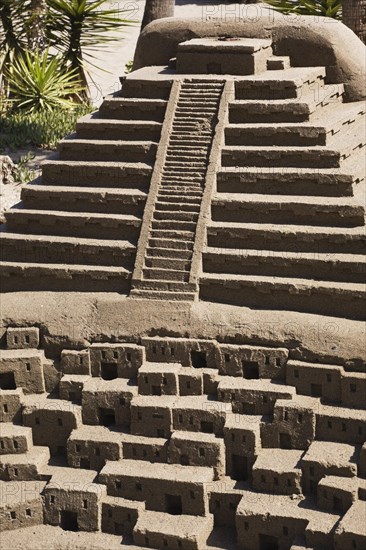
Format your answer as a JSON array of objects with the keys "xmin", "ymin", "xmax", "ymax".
[
  {"xmin": 310, "ymin": 383, "xmax": 322, "ymax": 397},
  {"xmin": 231, "ymin": 454, "xmax": 248, "ymax": 481},
  {"xmin": 0, "ymin": 372, "xmax": 16, "ymax": 390},
  {"xmin": 259, "ymin": 534, "xmax": 279, "ymax": 550},
  {"xmin": 60, "ymin": 510, "xmax": 78, "ymax": 531},
  {"xmin": 279, "ymin": 433, "xmax": 292, "ymax": 450},
  {"xmin": 191, "ymin": 351, "xmax": 207, "ymax": 369},
  {"xmin": 180, "ymin": 454, "xmax": 189, "ymax": 466},
  {"xmin": 101, "ymin": 363, "xmax": 118, "ymax": 381},
  {"xmin": 242, "ymin": 361, "xmax": 259, "ymax": 379},
  {"xmin": 165, "ymin": 494, "xmax": 182, "ymax": 515},
  {"xmin": 333, "ymin": 496, "xmax": 343, "ymax": 512},
  {"xmin": 80, "ymin": 457, "xmax": 90, "ymax": 469},
  {"xmin": 201, "ymin": 420, "xmax": 214, "ymax": 433},
  {"xmin": 99, "ymin": 408, "xmax": 115, "ymax": 427},
  {"xmin": 243, "ymin": 402, "xmax": 256, "ymax": 414}
]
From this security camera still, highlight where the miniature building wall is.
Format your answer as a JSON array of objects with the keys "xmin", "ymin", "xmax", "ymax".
[{"xmin": 1, "ymin": 326, "xmax": 365, "ymax": 549}]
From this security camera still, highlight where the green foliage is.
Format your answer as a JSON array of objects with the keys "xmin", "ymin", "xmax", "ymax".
[
  {"xmin": 46, "ymin": 0, "xmax": 134, "ymax": 90},
  {"xmin": 0, "ymin": 1, "xmax": 135, "ymax": 101},
  {"xmin": 265, "ymin": 0, "xmax": 342, "ymax": 18},
  {"xmin": 12, "ymin": 153, "xmax": 36, "ymax": 184},
  {"xmin": 124, "ymin": 60, "xmax": 133, "ymax": 74},
  {"xmin": 5, "ymin": 48, "xmax": 83, "ymax": 114},
  {"xmin": 0, "ymin": 104, "xmax": 93, "ymax": 150},
  {"xmin": 0, "ymin": 0, "xmax": 28, "ymax": 75}
]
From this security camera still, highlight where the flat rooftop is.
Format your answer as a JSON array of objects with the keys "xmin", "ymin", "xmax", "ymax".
[{"xmin": 100, "ymin": 459, "xmax": 214, "ymax": 484}]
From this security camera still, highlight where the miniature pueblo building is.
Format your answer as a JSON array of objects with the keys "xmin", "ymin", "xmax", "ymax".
[{"xmin": 0, "ymin": 11, "xmax": 365, "ymax": 550}]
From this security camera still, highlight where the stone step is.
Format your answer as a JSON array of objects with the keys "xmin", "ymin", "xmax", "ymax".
[
  {"xmin": 163, "ymin": 165, "xmax": 206, "ymax": 174},
  {"xmin": 0, "ymin": 262, "xmax": 131, "ymax": 292},
  {"xmin": 160, "ymin": 176, "xmax": 204, "ymax": 184},
  {"xmin": 59, "ymin": 139, "xmax": 157, "ymax": 163},
  {"xmin": 203, "ymin": 248, "xmax": 366, "ymax": 284},
  {"xmin": 171, "ymin": 125, "xmax": 211, "ymax": 133},
  {"xmin": 165, "ymin": 156, "xmax": 209, "ymax": 163},
  {"xmin": 145, "ymin": 246, "xmax": 192, "ymax": 259},
  {"xmin": 177, "ymin": 98, "xmax": 218, "ymax": 104},
  {"xmin": 99, "ymin": 97, "xmax": 167, "ymax": 121},
  {"xmin": 177, "ymin": 100, "xmax": 218, "ymax": 107},
  {"xmin": 155, "ymin": 201, "xmax": 201, "ymax": 212},
  {"xmin": 199, "ymin": 273, "xmax": 366, "ymax": 320},
  {"xmin": 5, "ymin": 209, "xmax": 141, "ymax": 240},
  {"xmin": 207, "ymin": 222, "xmax": 366, "ymax": 254},
  {"xmin": 143, "ymin": 267, "xmax": 190, "ymax": 282},
  {"xmin": 21, "ymin": 185, "xmax": 147, "ymax": 215},
  {"xmin": 148, "ymin": 238, "xmax": 194, "ymax": 251},
  {"xmin": 160, "ymin": 174, "xmax": 204, "ymax": 182},
  {"xmin": 211, "ymin": 194, "xmax": 364, "ymax": 227},
  {"xmin": 160, "ymin": 184, "xmax": 203, "ymax": 191},
  {"xmin": 132, "ymin": 278, "xmax": 196, "ymax": 292},
  {"xmin": 169, "ymin": 138, "xmax": 212, "ymax": 147},
  {"xmin": 41, "ymin": 160, "xmax": 152, "ymax": 189},
  {"xmin": 151, "ymin": 220, "xmax": 197, "ymax": 232},
  {"xmin": 180, "ymin": 84, "xmax": 223, "ymax": 90},
  {"xmin": 0, "ymin": 232, "xmax": 136, "ymax": 267},
  {"xmin": 171, "ymin": 127, "xmax": 211, "ymax": 134},
  {"xmin": 159, "ymin": 188, "xmax": 203, "ymax": 196},
  {"xmin": 235, "ymin": 66, "xmax": 326, "ymax": 100},
  {"xmin": 221, "ymin": 146, "xmax": 342, "ymax": 169},
  {"xmin": 76, "ymin": 114, "xmax": 162, "ymax": 141},
  {"xmin": 150, "ymin": 229, "xmax": 195, "ymax": 240},
  {"xmin": 165, "ymin": 153, "xmax": 209, "ymax": 161},
  {"xmin": 266, "ymin": 56, "xmax": 291, "ymax": 70},
  {"xmin": 225, "ymin": 123, "xmax": 327, "ymax": 146},
  {"xmin": 156, "ymin": 195, "xmax": 201, "ymax": 204},
  {"xmin": 229, "ymin": 85, "xmax": 344, "ymax": 123},
  {"xmin": 174, "ymin": 114, "xmax": 215, "ymax": 122},
  {"xmin": 178, "ymin": 93, "xmax": 221, "ymax": 99},
  {"xmin": 145, "ymin": 256, "xmax": 190, "ymax": 271},
  {"xmin": 167, "ymin": 144, "xmax": 209, "ymax": 151},
  {"xmin": 153, "ymin": 210, "xmax": 199, "ymax": 222},
  {"xmin": 180, "ymin": 83, "xmax": 223, "ymax": 89},
  {"xmin": 131, "ymin": 288, "xmax": 196, "ymax": 301},
  {"xmin": 170, "ymin": 131, "xmax": 212, "ymax": 138},
  {"xmin": 216, "ymin": 167, "xmax": 357, "ymax": 197},
  {"xmin": 165, "ymin": 157, "xmax": 207, "ymax": 166},
  {"xmin": 175, "ymin": 107, "xmax": 217, "ymax": 114}
]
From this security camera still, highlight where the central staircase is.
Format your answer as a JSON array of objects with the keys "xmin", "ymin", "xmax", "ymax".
[{"xmin": 131, "ymin": 79, "xmax": 224, "ymax": 301}]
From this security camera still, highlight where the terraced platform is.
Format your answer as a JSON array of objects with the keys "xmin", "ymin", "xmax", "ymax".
[{"xmin": 1, "ymin": 47, "xmax": 365, "ymax": 319}]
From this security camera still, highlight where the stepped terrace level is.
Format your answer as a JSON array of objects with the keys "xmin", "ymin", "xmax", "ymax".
[{"xmin": 0, "ymin": 30, "xmax": 364, "ymax": 320}]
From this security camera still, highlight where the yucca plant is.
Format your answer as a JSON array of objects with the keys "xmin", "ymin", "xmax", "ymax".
[
  {"xmin": 0, "ymin": 0, "xmax": 135, "ymax": 101},
  {"xmin": 0, "ymin": 0, "xmax": 27, "ymax": 77},
  {"xmin": 46, "ymin": 0, "xmax": 134, "ymax": 95},
  {"xmin": 5, "ymin": 48, "xmax": 83, "ymax": 114},
  {"xmin": 265, "ymin": 0, "xmax": 342, "ymax": 18}
]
